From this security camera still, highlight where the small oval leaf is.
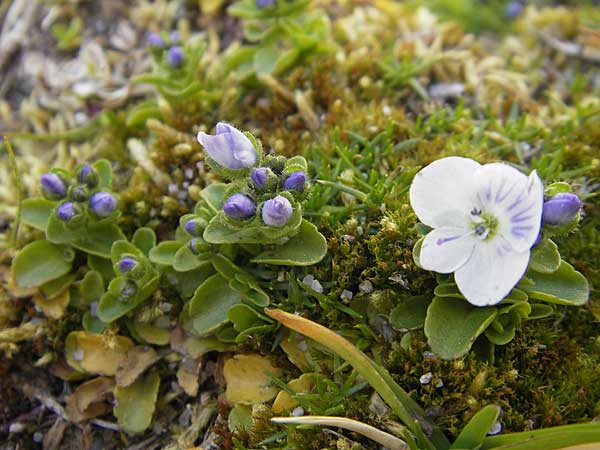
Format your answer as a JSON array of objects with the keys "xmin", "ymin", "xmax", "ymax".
[{"xmin": 12, "ymin": 240, "xmax": 73, "ymax": 288}]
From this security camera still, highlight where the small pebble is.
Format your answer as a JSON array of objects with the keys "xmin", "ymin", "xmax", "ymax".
[
  {"xmin": 340, "ymin": 289, "xmax": 353, "ymax": 300},
  {"xmin": 302, "ymin": 275, "xmax": 323, "ymax": 293},
  {"xmin": 435, "ymin": 379, "xmax": 444, "ymax": 388},
  {"xmin": 359, "ymin": 280, "xmax": 373, "ymax": 294},
  {"xmin": 292, "ymin": 406, "xmax": 305, "ymax": 417},
  {"xmin": 420, "ymin": 372, "xmax": 433, "ymax": 385},
  {"xmin": 33, "ymin": 432, "xmax": 44, "ymax": 443}
]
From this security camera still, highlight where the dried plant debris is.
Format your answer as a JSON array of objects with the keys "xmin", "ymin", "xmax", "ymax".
[{"xmin": 1, "ymin": 0, "xmax": 600, "ymax": 449}]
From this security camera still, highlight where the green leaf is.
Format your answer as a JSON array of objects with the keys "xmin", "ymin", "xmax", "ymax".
[
  {"xmin": 96, "ymin": 275, "xmax": 160, "ymax": 322},
  {"xmin": 481, "ymin": 423, "xmax": 600, "ymax": 450},
  {"xmin": 520, "ymin": 261, "xmax": 589, "ymax": 306},
  {"xmin": 199, "ymin": 183, "xmax": 227, "ymax": 213},
  {"xmin": 166, "ymin": 263, "xmax": 215, "ymax": 298},
  {"xmin": 73, "ymin": 224, "xmax": 127, "ymax": 259},
  {"xmin": 46, "ymin": 214, "xmax": 81, "ymax": 243},
  {"xmin": 21, "ymin": 198, "xmax": 54, "ymax": 231},
  {"xmin": 434, "ymin": 283, "xmax": 464, "ymax": 299},
  {"xmin": 528, "ymin": 303, "xmax": 554, "ymax": 320},
  {"xmin": 529, "ymin": 239, "xmax": 561, "ymax": 274},
  {"xmin": 149, "ymin": 241, "xmax": 183, "ymax": 266},
  {"xmin": 39, "ymin": 272, "xmax": 77, "ymax": 299},
  {"xmin": 132, "ymin": 228, "xmax": 156, "ymax": 256},
  {"xmin": 79, "ymin": 270, "xmax": 105, "ymax": 305},
  {"xmin": 82, "ymin": 311, "xmax": 105, "ymax": 334},
  {"xmin": 111, "ymin": 240, "xmax": 142, "ymax": 263},
  {"xmin": 485, "ymin": 301, "xmax": 531, "ymax": 346},
  {"xmin": 389, "ymin": 296, "xmax": 431, "ymax": 330},
  {"xmin": 204, "ymin": 208, "xmax": 302, "ymax": 245},
  {"xmin": 114, "ymin": 371, "xmax": 160, "ymax": 434},
  {"xmin": 253, "ymin": 45, "xmax": 281, "ymax": 75},
  {"xmin": 93, "ymin": 159, "xmax": 113, "ymax": 189},
  {"xmin": 228, "ymin": 404, "xmax": 253, "ymax": 432},
  {"xmin": 424, "ymin": 297, "xmax": 498, "ymax": 359},
  {"xmin": 228, "ymin": 303, "xmax": 272, "ymax": 332},
  {"xmin": 173, "ymin": 245, "xmax": 208, "ymax": 272},
  {"xmin": 12, "ymin": 240, "xmax": 74, "ymax": 288},
  {"xmin": 211, "ymin": 253, "xmax": 240, "ymax": 279},
  {"xmin": 451, "ymin": 405, "xmax": 500, "ymax": 449},
  {"xmin": 251, "ymin": 220, "xmax": 327, "ymax": 266},
  {"xmin": 189, "ymin": 274, "xmax": 243, "ymax": 336},
  {"xmin": 87, "ymin": 254, "xmax": 115, "ymax": 283}
]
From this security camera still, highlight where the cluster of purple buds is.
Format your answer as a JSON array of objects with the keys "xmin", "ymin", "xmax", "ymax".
[
  {"xmin": 43, "ymin": 164, "xmax": 118, "ymax": 223},
  {"xmin": 147, "ymin": 31, "xmax": 184, "ymax": 68},
  {"xmin": 542, "ymin": 192, "xmax": 582, "ymax": 226}
]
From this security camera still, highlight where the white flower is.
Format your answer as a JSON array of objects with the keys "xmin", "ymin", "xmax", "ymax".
[
  {"xmin": 410, "ymin": 157, "xmax": 543, "ymax": 306},
  {"xmin": 197, "ymin": 122, "xmax": 257, "ymax": 169}
]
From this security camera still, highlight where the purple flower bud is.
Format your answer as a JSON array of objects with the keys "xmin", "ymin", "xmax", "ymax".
[
  {"xmin": 77, "ymin": 164, "xmax": 98, "ymax": 187},
  {"xmin": 189, "ymin": 238, "xmax": 210, "ymax": 255},
  {"xmin": 170, "ymin": 31, "xmax": 180, "ymax": 43},
  {"xmin": 505, "ymin": 1, "xmax": 523, "ymax": 18},
  {"xmin": 262, "ymin": 195, "xmax": 293, "ymax": 227},
  {"xmin": 283, "ymin": 171, "xmax": 307, "ymax": 192},
  {"xmin": 57, "ymin": 202, "xmax": 77, "ymax": 221},
  {"xmin": 89, "ymin": 192, "xmax": 117, "ymax": 218},
  {"xmin": 41, "ymin": 173, "xmax": 67, "ymax": 199},
  {"xmin": 167, "ymin": 46, "xmax": 184, "ymax": 67},
  {"xmin": 118, "ymin": 257, "xmax": 137, "ymax": 273},
  {"xmin": 542, "ymin": 193, "xmax": 582, "ymax": 226},
  {"xmin": 185, "ymin": 218, "xmax": 206, "ymax": 236},
  {"xmin": 257, "ymin": 0, "xmax": 275, "ymax": 7},
  {"xmin": 223, "ymin": 194, "xmax": 256, "ymax": 220},
  {"xmin": 197, "ymin": 122, "xmax": 257, "ymax": 170},
  {"xmin": 251, "ymin": 167, "xmax": 269, "ymax": 188},
  {"xmin": 148, "ymin": 32, "xmax": 165, "ymax": 47}
]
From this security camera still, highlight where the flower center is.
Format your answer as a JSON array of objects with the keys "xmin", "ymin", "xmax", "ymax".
[{"xmin": 470, "ymin": 210, "xmax": 498, "ymax": 240}]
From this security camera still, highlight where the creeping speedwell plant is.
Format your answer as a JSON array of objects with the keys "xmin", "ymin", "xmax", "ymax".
[{"xmin": 404, "ymin": 156, "xmax": 589, "ymax": 359}]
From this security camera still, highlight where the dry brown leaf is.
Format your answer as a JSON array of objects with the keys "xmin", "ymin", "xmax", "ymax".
[
  {"xmin": 115, "ymin": 346, "xmax": 160, "ymax": 388},
  {"xmin": 32, "ymin": 289, "xmax": 70, "ymax": 320},
  {"xmin": 66, "ymin": 376, "xmax": 115, "ymax": 423},
  {"xmin": 65, "ymin": 332, "xmax": 134, "ymax": 376},
  {"xmin": 43, "ymin": 418, "xmax": 69, "ymax": 450},
  {"xmin": 177, "ymin": 357, "xmax": 202, "ymax": 396},
  {"xmin": 223, "ymin": 354, "xmax": 282, "ymax": 405}
]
